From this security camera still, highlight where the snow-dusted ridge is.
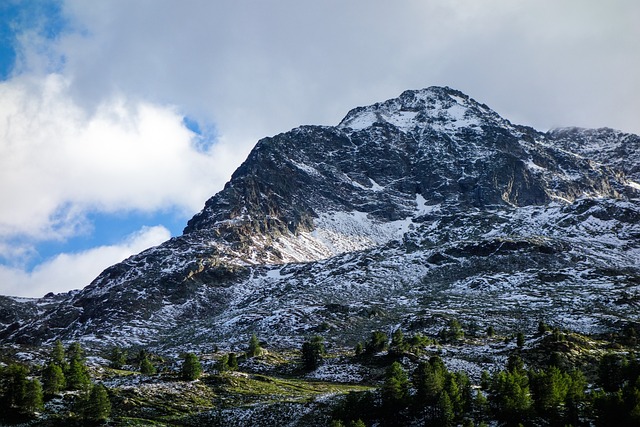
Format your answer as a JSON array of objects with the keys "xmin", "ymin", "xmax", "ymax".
[{"xmin": 1, "ymin": 86, "xmax": 639, "ymax": 352}]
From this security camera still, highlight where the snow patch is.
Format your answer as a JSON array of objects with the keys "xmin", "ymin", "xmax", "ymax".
[
  {"xmin": 416, "ymin": 194, "xmax": 440, "ymax": 215},
  {"xmin": 627, "ymin": 181, "xmax": 640, "ymax": 191}
]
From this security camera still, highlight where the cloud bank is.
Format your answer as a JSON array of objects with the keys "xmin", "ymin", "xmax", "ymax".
[
  {"xmin": 1, "ymin": 0, "xmax": 638, "ymax": 296},
  {"xmin": 0, "ymin": 225, "xmax": 170, "ymax": 298}
]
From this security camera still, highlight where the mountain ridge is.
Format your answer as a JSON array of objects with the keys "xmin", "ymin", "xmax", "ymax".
[{"xmin": 1, "ymin": 86, "xmax": 638, "ymax": 352}]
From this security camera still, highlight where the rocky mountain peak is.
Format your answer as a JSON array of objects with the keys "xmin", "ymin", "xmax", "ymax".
[
  {"xmin": 1, "ymin": 87, "xmax": 638, "ymax": 351},
  {"xmin": 338, "ymin": 86, "xmax": 508, "ymax": 133}
]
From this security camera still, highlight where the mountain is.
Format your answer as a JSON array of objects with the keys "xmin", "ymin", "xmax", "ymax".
[{"xmin": 1, "ymin": 86, "xmax": 639, "ymax": 352}]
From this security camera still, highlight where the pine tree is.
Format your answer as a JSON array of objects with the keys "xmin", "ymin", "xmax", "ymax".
[
  {"xmin": 65, "ymin": 341, "xmax": 90, "ymax": 390},
  {"xmin": 23, "ymin": 379, "xmax": 44, "ymax": 416},
  {"xmin": 217, "ymin": 354, "xmax": 230, "ymax": 372},
  {"xmin": 181, "ymin": 353, "xmax": 202, "ymax": 380},
  {"xmin": 247, "ymin": 333, "xmax": 262, "ymax": 357},
  {"xmin": 51, "ymin": 340, "xmax": 67, "ymax": 370},
  {"xmin": 390, "ymin": 329, "xmax": 406, "ymax": 352},
  {"xmin": 414, "ymin": 356, "xmax": 446, "ymax": 406},
  {"xmin": 480, "ymin": 370, "xmax": 491, "ymax": 390},
  {"xmin": 437, "ymin": 391, "xmax": 455, "ymax": 427},
  {"xmin": 440, "ymin": 319, "xmax": 464, "ymax": 343},
  {"xmin": 2, "ymin": 364, "xmax": 28, "ymax": 411},
  {"xmin": 365, "ymin": 331, "xmax": 388, "ymax": 354},
  {"xmin": 66, "ymin": 358, "xmax": 90, "ymax": 390},
  {"xmin": 382, "ymin": 361, "xmax": 410, "ymax": 408},
  {"xmin": 489, "ymin": 369, "xmax": 532, "ymax": 424},
  {"xmin": 67, "ymin": 342, "xmax": 84, "ymax": 362},
  {"xmin": 42, "ymin": 362, "xmax": 65, "ymax": 396},
  {"xmin": 228, "ymin": 352, "xmax": 238, "ymax": 370},
  {"xmin": 354, "ymin": 342, "xmax": 364, "ymax": 356},
  {"xmin": 81, "ymin": 384, "xmax": 111, "ymax": 423},
  {"xmin": 538, "ymin": 320, "xmax": 549, "ymax": 335},
  {"xmin": 516, "ymin": 332, "xmax": 525, "ymax": 349},
  {"xmin": 109, "ymin": 347, "xmax": 127, "ymax": 369},
  {"xmin": 301, "ymin": 335, "xmax": 325, "ymax": 371},
  {"xmin": 140, "ymin": 356, "xmax": 156, "ymax": 375}
]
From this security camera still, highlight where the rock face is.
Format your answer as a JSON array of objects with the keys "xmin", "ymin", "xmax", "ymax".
[{"xmin": 2, "ymin": 86, "xmax": 639, "ymax": 350}]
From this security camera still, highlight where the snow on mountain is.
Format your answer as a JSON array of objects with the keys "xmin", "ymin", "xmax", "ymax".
[{"xmin": 1, "ymin": 86, "xmax": 639, "ymax": 352}]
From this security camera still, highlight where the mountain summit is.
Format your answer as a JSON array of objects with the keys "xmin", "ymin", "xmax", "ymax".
[{"xmin": 2, "ymin": 87, "xmax": 639, "ymax": 350}]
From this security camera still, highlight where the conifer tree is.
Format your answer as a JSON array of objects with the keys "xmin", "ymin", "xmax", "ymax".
[
  {"xmin": 382, "ymin": 361, "xmax": 410, "ymax": 408},
  {"xmin": 42, "ymin": 362, "xmax": 65, "ymax": 396},
  {"xmin": 489, "ymin": 369, "xmax": 532, "ymax": 424},
  {"xmin": 23, "ymin": 379, "xmax": 44, "ymax": 416},
  {"xmin": 217, "ymin": 354, "xmax": 230, "ymax": 372},
  {"xmin": 414, "ymin": 356, "xmax": 446, "ymax": 406},
  {"xmin": 437, "ymin": 391, "xmax": 455, "ymax": 427},
  {"xmin": 247, "ymin": 333, "xmax": 262, "ymax": 357},
  {"xmin": 67, "ymin": 342, "xmax": 84, "ymax": 362},
  {"xmin": 354, "ymin": 342, "xmax": 364, "ymax": 356},
  {"xmin": 109, "ymin": 347, "xmax": 127, "ymax": 369},
  {"xmin": 227, "ymin": 352, "xmax": 238, "ymax": 370},
  {"xmin": 365, "ymin": 331, "xmax": 388, "ymax": 354},
  {"xmin": 51, "ymin": 340, "xmax": 67, "ymax": 370},
  {"xmin": 181, "ymin": 353, "xmax": 202, "ymax": 380},
  {"xmin": 391, "ymin": 329, "xmax": 405, "ymax": 352},
  {"xmin": 516, "ymin": 332, "xmax": 525, "ymax": 349},
  {"xmin": 538, "ymin": 320, "xmax": 549, "ymax": 335},
  {"xmin": 66, "ymin": 358, "xmax": 90, "ymax": 390},
  {"xmin": 140, "ymin": 356, "xmax": 156, "ymax": 375},
  {"xmin": 65, "ymin": 342, "xmax": 90, "ymax": 390},
  {"xmin": 2, "ymin": 364, "xmax": 28, "ymax": 411},
  {"xmin": 80, "ymin": 384, "xmax": 111, "ymax": 423},
  {"xmin": 440, "ymin": 319, "xmax": 464, "ymax": 343},
  {"xmin": 301, "ymin": 335, "xmax": 325, "ymax": 370}
]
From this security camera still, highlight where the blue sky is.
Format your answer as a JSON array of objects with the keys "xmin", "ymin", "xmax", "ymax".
[{"xmin": 0, "ymin": 0, "xmax": 638, "ymax": 297}]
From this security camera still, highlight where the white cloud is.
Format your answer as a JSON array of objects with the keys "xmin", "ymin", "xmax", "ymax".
[
  {"xmin": 48, "ymin": 0, "xmax": 639, "ymax": 137},
  {"xmin": 1, "ymin": 0, "xmax": 639, "ymax": 297},
  {"xmin": 0, "ymin": 225, "xmax": 170, "ymax": 298},
  {"xmin": 0, "ymin": 74, "xmax": 248, "ymax": 243}
]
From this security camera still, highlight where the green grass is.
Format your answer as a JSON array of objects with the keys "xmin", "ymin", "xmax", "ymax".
[{"xmin": 209, "ymin": 371, "xmax": 373, "ymax": 407}]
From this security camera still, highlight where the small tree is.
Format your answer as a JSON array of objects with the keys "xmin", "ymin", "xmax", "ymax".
[
  {"xmin": 227, "ymin": 353, "xmax": 238, "ymax": 370},
  {"xmin": 365, "ymin": 331, "xmax": 388, "ymax": 354},
  {"xmin": 414, "ymin": 356, "xmax": 447, "ymax": 406},
  {"xmin": 538, "ymin": 321, "xmax": 550, "ymax": 335},
  {"xmin": 108, "ymin": 347, "xmax": 127, "ymax": 370},
  {"xmin": 516, "ymin": 332, "xmax": 525, "ymax": 349},
  {"xmin": 80, "ymin": 384, "xmax": 111, "ymax": 424},
  {"xmin": 66, "ymin": 358, "xmax": 90, "ymax": 390},
  {"xmin": 217, "ymin": 354, "xmax": 230, "ymax": 372},
  {"xmin": 181, "ymin": 353, "xmax": 202, "ymax": 381},
  {"xmin": 42, "ymin": 362, "xmax": 65, "ymax": 396},
  {"xmin": 302, "ymin": 336, "xmax": 325, "ymax": 371},
  {"xmin": 139, "ymin": 356, "xmax": 156, "ymax": 375},
  {"xmin": 486, "ymin": 326, "xmax": 495, "ymax": 337},
  {"xmin": 382, "ymin": 361, "xmax": 410, "ymax": 408},
  {"xmin": 67, "ymin": 342, "xmax": 85, "ymax": 362},
  {"xmin": 66, "ymin": 342, "xmax": 90, "ymax": 390},
  {"xmin": 247, "ymin": 333, "xmax": 262, "ymax": 358},
  {"xmin": 440, "ymin": 319, "xmax": 464, "ymax": 343},
  {"xmin": 390, "ymin": 329, "xmax": 406, "ymax": 352},
  {"xmin": 51, "ymin": 340, "xmax": 67, "ymax": 370},
  {"xmin": 437, "ymin": 391, "xmax": 455, "ymax": 427},
  {"xmin": 2, "ymin": 364, "xmax": 28, "ymax": 411},
  {"xmin": 354, "ymin": 342, "xmax": 364, "ymax": 356},
  {"xmin": 23, "ymin": 379, "xmax": 44, "ymax": 416}
]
